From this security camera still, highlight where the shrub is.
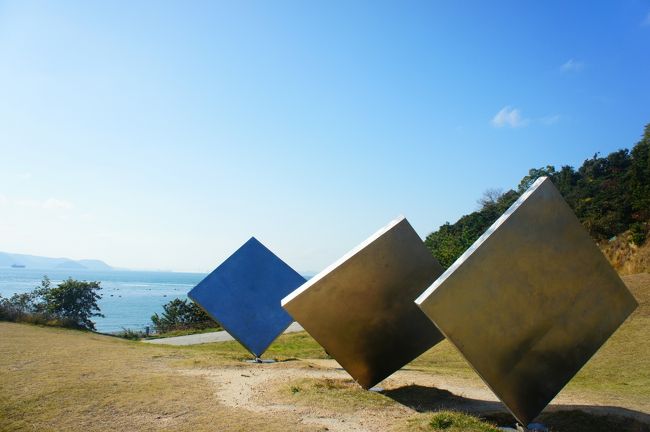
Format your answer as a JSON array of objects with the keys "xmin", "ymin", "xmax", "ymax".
[
  {"xmin": 151, "ymin": 298, "xmax": 218, "ymax": 333},
  {"xmin": 630, "ymin": 222, "xmax": 647, "ymax": 246},
  {"xmin": 114, "ymin": 327, "xmax": 147, "ymax": 340}
]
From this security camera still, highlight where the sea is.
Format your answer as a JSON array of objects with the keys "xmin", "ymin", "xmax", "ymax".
[{"xmin": 0, "ymin": 267, "xmax": 206, "ymax": 333}]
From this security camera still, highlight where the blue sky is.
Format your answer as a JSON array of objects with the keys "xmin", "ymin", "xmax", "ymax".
[{"xmin": 1, "ymin": 1, "xmax": 649, "ymax": 272}]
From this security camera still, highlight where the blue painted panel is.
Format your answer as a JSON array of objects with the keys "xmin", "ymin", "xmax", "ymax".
[{"xmin": 188, "ymin": 237, "xmax": 306, "ymax": 357}]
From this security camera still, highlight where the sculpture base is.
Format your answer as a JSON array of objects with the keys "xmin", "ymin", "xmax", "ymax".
[{"xmin": 245, "ymin": 357, "xmax": 276, "ymax": 364}]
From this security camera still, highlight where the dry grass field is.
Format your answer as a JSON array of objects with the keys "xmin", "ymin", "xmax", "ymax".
[{"xmin": 1, "ymin": 274, "xmax": 649, "ymax": 432}]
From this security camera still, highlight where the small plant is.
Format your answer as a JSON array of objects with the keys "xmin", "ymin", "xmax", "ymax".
[
  {"xmin": 114, "ymin": 328, "xmax": 146, "ymax": 340},
  {"xmin": 426, "ymin": 411, "xmax": 500, "ymax": 432},
  {"xmin": 430, "ymin": 413, "xmax": 454, "ymax": 429},
  {"xmin": 290, "ymin": 385, "xmax": 301, "ymax": 394}
]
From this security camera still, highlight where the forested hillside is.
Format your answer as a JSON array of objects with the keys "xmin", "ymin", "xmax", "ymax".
[{"xmin": 425, "ymin": 123, "xmax": 650, "ymax": 271}]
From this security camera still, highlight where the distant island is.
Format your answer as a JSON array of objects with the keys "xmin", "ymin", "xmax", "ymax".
[{"xmin": 0, "ymin": 252, "xmax": 113, "ymax": 271}]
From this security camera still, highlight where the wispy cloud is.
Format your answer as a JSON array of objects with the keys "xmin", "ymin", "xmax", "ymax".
[
  {"xmin": 643, "ymin": 12, "xmax": 650, "ymax": 26},
  {"xmin": 560, "ymin": 58, "xmax": 584, "ymax": 72},
  {"xmin": 17, "ymin": 172, "xmax": 32, "ymax": 181},
  {"xmin": 491, "ymin": 107, "xmax": 559, "ymax": 128},
  {"xmin": 491, "ymin": 106, "xmax": 529, "ymax": 128},
  {"xmin": 11, "ymin": 197, "xmax": 74, "ymax": 210},
  {"xmin": 43, "ymin": 198, "xmax": 73, "ymax": 210}
]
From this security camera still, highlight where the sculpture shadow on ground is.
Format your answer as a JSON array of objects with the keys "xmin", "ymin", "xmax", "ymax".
[{"xmin": 382, "ymin": 384, "xmax": 650, "ymax": 432}]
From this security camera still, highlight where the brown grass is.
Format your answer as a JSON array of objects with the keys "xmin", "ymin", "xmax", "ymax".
[
  {"xmin": 0, "ymin": 323, "xmax": 317, "ymax": 432},
  {"xmin": 1, "ymin": 273, "xmax": 649, "ymax": 431},
  {"xmin": 601, "ymin": 234, "xmax": 650, "ymax": 275}
]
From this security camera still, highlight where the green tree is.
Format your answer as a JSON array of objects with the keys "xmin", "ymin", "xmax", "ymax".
[
  {"xmin": 517, "ymin": 165, "xmax": 557, "ymax": 193},
  {"xmin": 630, "ymin": 124, "xmax": 650, "ymax": 222},
  {"xmin": 40, "ymin": 278, "xmax": 104, "ymax": 331},
  {"xmin": 425, "ymin": 189, "xmax": 519, "ymax": 268}
]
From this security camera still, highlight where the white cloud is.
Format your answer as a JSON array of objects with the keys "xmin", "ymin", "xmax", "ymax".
[
  {"xmin": 491, "ymin": 106, "xmax": 529, "ymax": 128},
  {"xmin": 643, "ymin": 12, "xmax": 650, "ymax": 26},
  {"xmin": 17, "ymin": 172, "xmax": 32, "ymax": 181},
  {"xmin": 43, "ymin": 198, "xmax": 73, "ymax": 210},
  {"xmin": 0, "ymin": 194, "xmax": 7, "ymax": 206},
  {"xmin": 561, "ymin": 58, "xmax": 584, "ymax": 72}
]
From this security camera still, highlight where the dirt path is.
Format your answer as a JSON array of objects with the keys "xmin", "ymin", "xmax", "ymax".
[
  {"xmin": 183, "ymin": 363, "xmax": 508, "ymax": 431},
  {"xmin": 181, "ymin": 359, "xmax": 650, "ymax": 431},
  {"xmin": 183, "ymin": 361, "xmax": 402, "ymax": 431}
]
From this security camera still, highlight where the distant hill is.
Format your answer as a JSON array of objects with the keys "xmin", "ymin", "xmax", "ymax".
[{"xmin": 0, "ymin": 252, "xmax": 113, "ymax": 271}]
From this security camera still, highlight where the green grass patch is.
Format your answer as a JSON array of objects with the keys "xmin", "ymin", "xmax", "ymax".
[
  {"xmin": 278, "ymin": 377, "xmax": 395, "ymax": 412},
  {"xmin": 407, "ymin": 411, "xmax": 501, "ymax": 432}
]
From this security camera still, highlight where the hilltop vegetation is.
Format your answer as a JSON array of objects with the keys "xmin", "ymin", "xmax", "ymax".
[{"xmin": 426, "ymin": 123, "xmax": 650, "ymax": 269}]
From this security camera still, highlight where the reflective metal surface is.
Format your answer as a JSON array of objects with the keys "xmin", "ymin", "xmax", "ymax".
[
  {"xmin": 188, "ymin": 237, "xmax": 305, "ymax": 357},
  {"xmin": 416, "ymin": 177, "xmax": 638, "ymax": 425},
  {"xmin": 282, "ymin": 217, "xmax": 445, "ymax": 389}
]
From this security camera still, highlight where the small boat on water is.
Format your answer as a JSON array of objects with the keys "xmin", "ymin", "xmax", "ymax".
[{"xmin": 10, "ymin": 264, "xmax": 26, "ymax": 268}]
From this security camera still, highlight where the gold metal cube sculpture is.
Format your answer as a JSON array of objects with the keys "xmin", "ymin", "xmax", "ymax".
[
  {"xmin": 415, "ymin": 177, "xmax": 638, "ymax": 425},
  {"xmin": 282, "ymin": 217, "xmax": 445, "ymax": 389}
]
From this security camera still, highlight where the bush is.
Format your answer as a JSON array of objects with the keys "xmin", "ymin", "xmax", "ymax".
[
  {"xmin": 114, "ymin": 327, "xmax": 147, "ymax": 340},
  {"xmin": 151, "ymin": 298, "xmax": 219, "ymax": 333},
  {"xmin": 0, "ymin": 276, "xmax": 103, "ymax": 331},
  {"xmin": 630, "ymin": 222, "xmax": 647, "ymax": 246}
]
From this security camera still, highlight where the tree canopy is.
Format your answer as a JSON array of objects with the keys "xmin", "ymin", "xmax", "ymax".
[
  {"xmin": 0, "ymin": 276, "xmax": 103, "ymax": 331},
  {"xmin": 426, "ymin": 123, "xmax": 650, "ymax": 268}
]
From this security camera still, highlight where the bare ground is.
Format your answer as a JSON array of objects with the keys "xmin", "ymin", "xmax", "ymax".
[{"xmin": 180, "ymin": 356, "xmax": 650, "ymax": 432}]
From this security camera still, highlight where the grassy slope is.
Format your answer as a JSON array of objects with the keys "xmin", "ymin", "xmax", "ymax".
[
  {"xmin": 0, "ymin": 325, "xmax": 319, "ymax": 432},
  {"xmin": 1, "ymin": 274, "xmax": 648, "ymax": 431},
  {"xmin": 565, "ymin": 274, "xmax": 650, "ymax": 404}
]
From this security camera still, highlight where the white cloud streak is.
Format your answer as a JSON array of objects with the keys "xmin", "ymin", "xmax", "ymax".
[
  {"xmin": 491, "ymin": 107, "xmax": 560, "ymax": 129},
  {"xmin": 561, "ymin": 58, "xmax": 584, "ymax": 72},
  {"xmin": 491, "ymin": 106, "xmax": 529, "ymax": 128}
]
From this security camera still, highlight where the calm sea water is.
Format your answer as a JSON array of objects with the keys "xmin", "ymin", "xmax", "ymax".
[{"xmin": 0, "ymin": 267, "xmax": 206, "ymax": 333}]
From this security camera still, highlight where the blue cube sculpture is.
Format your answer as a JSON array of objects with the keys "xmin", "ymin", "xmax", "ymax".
[{"xmin": 188, "ymin": 237, "xmax": 306, "ymax": 357}]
